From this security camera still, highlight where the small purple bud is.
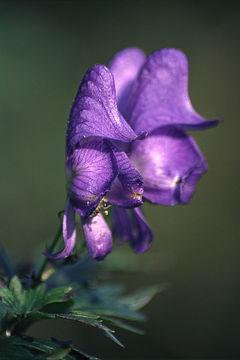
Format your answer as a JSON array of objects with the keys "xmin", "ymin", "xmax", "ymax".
[{"xmin": 82, "ymin": 214, "xmax": 113, "ymax": 260}]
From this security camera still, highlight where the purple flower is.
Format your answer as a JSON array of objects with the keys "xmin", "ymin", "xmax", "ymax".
[
  {"xmin": 46, "ymin": 48, "xmax": 218, "ymax": 261},
  {"xmin": 45, "ymin": 65, "xmax": 145, "ymax": 261},
  {"xmin": 109, "ymin": 48, "xmax": 218, "ymax": 249}
]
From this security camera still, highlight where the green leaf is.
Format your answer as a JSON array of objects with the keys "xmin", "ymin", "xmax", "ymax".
[
  {"xmin": 0, "ymin": 280, "xmax": 22, "ymax": 315},
  {"xmin": 0, "ymin": 277, "xmax": 73, "ymax": 318},
  {"xmin": 41, "ymin": 286, "xmax": 73, "ymax": 306},
  {"xmin": 22, "ymin": 284, "xmax": 46, "ymax": 315},
  {"xmin": 119, "ymin": 285, "xmax": 164, "ymax": 311},
  {"xmin": 75, "ymin": 317, "xmax": 124, "ymax": 347},
  {"xmin": 0, "ymin": 276, "xmax": 30, "ymax": 316},
  {"xmin": 97, "ymin": 322, "xmax": 124, "ymax": 348},
  {"xmin": 55, "ymin": 313, "xmax": 124, "ymax": 348}
]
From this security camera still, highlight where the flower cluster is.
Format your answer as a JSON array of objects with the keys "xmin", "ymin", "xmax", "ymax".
[{"xmin": 46, "ymin": 48, "xmax": 219, "ymax": 261}]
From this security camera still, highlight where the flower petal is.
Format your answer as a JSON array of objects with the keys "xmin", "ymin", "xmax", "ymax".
[
  {"xmin": 82, "ymin": 213, "xmax": 112, "ymax": 260},
  {"xmin": 108, "ymin": 47, "xmax": 146, "ymax": 115},
  {"xmin": 112, "ymin": 207, "xmax": 132, "ymax": 244},
  {"xmin": 67, "ymin": 139, "xmax": 117, "ymax": 218},
  {"xmin": 126, "ymin": 48, "xmax": 219, "ymax": 133},
  {"xmin": 112, "ymin": 207, "xmax": 153, "ymax": 253},
  {"xmin": 106, "ymin": 178, "xmax": 143, "ymax": 208},
  {"xmin": 131, "ymin": 207, "xmax": 153, "ymax": 253},
  {"xmin": 67, "ymin": 65, "xmax": 139, "ymax": 156},
  {"xmin": 130, "ymin": 125, "xmax": 208, "ymax": 205},
  {"xmin": 106, "ymin": 143, "xmax": 144, "ymax": 208},
  {"xmin": 44, "ymin": 199, "xmax": 76, "ymax": 260}
]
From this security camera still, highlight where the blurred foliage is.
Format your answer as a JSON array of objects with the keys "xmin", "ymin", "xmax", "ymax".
[{"xmin": 0, "ymin": 247, "xmax": 161, "ymax": 359}]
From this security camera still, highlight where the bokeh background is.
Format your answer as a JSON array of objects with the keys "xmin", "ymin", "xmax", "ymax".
[{"xmin": 0, "ymin": 0, "xmax": 239, "ymax": 358}]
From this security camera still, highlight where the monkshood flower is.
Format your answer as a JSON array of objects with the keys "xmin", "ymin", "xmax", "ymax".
[
  {"xmin": 45, "ymin": 65, "xmax": 147, "ymax": 261},
  {"xmin": 108, "ymin": 47, "xmax": 219, "ymax": 247},
  {"xmin": 46, "ymin": 47, "xmax": 218, "ymax": 261}
]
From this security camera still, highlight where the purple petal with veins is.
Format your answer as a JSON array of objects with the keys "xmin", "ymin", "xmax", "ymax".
[
  {"xmin": 67, "ymin": 65, "xmax": 140, "ymax": 156},
  {"xmin": 66, "ymin": 138, "xmax": 117, "ymax": 218},
  {"xmin": 126, "ymin": 48, "xmax": 219, "ymax": 133}
]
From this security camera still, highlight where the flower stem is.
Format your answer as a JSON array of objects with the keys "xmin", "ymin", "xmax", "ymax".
[{"xmin": 36, "ymin": 223, "xmax": 62, "ymax": 282}]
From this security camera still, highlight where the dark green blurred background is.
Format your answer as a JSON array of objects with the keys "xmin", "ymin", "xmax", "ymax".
[{"xmin": 0, "ymin": 0, "xmax": 239, "ymax": 358}]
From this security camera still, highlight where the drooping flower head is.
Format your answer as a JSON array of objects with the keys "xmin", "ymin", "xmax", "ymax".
[
  {"xmin": 45, "ymin": 48, "xmax": 219, "ymax": 261},
  {"xmin": 109, "ymin": 48, "xmax": 218, "ymax": 229}
]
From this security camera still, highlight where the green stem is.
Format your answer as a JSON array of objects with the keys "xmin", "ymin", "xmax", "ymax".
[{"xmin": 36, "ymin": 223, "xmax": 62, "ymax": 282}]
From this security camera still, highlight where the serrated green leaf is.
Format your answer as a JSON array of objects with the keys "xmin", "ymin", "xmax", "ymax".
[
  {"xmin": 0, "ymin": 279, "xmax": 73, "ymax": 318},
  {"xmin": 23, "ymin": 284, "xmax": 46, "ymax": 315},
  {"xmin": 0, "ymin": 284, "xmax": 21, "ymax": 315},
  {"xmin": 119, "ymin": 285, "xmax": 164, "ymax": 311},
  {"xmin": 0, "ymin": 278, "xmax": 44, "ymax": 317}
]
